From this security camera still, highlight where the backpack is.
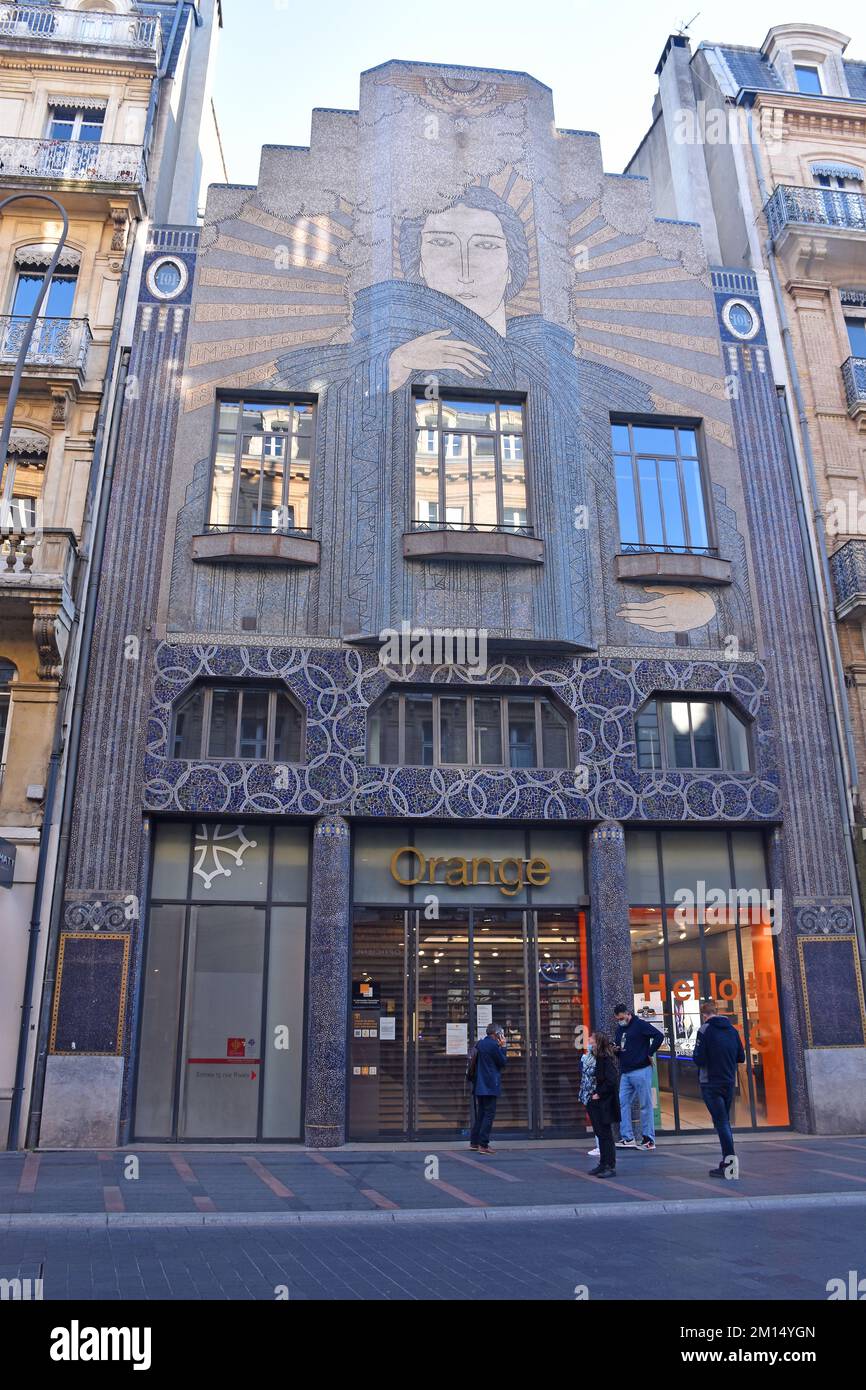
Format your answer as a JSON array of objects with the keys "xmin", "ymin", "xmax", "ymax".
[{"xmin": 465, "ymin": 1043, "xmax": 479, "ymax": 1083}]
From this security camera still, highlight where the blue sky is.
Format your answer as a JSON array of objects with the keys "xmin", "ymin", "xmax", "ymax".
[{"xmin": 212, "ymin": 0, "xmax": 866, "ymax": 185}]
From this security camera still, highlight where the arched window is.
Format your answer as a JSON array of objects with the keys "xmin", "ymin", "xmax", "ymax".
[
  {"xmin": 635, "ymin": 696, "xmax": 751, "ymax": 772},
  {"xmin": 0, "ymin": 659, "xmax": 17, "ymax": 775},
  {"xmin": 368, "ymin": 688, "xmax": 572, "ymax": 769},
  {"xmin": 172, "ymin": 684, "xmax": 305, "ymax": 762}
]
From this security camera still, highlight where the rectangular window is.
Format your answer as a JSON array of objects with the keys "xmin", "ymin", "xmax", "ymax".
[
  {"xmin": 173, "ymin": 686, "xmax": 303, "ymax": 762},
  {"xmin": 0, "ymin": 451, "xmax": 46, "ymax": 531},
  {"xmin": 612, "ymin": 420, "xmax": 711, "ymax": 554},
  {"xmin": 48, "ymin": 105, "xmax": 105, "ymax": 143},
  {"xmin": 625, "ymin": 828, "xmax": 789, "ymax": 1133},
  {"xmin": 11, "ymin": 269, "xmax": 77, "ymax": 320},
  {"xmin": 368, "ymin": 692, "xmax": 571, "ymax": 769},
  {"xmin": 413, "ymin": 395, "xmax": 528, "ymax": 533},
  {"xmin": 794, "ymin": 64, "xmax": 823, "ymax": 95},
  {"xmin": 846, "ymin": 317, "xmax": 866, "ymax": 358},
  {"xmin": 207, "ymin": 397, "xmax": 314, "ymax": 533},
  {"xmin": 636, "ymin": 698, "xmax": 750, "ymax": 772},
  {"xmin": 404, "ymin": 693, "xmax": 434, "ymax": 766}
]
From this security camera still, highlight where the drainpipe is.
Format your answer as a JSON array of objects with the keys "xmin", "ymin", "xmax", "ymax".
[{"xmin": 745, "ymin": 106, "xmax": 866, "ymax": 957}]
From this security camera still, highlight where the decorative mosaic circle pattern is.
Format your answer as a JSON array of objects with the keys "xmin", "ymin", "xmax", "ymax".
[{"xmin": 144, "ymin": 643, "xmax": 780, "ymax": 823}]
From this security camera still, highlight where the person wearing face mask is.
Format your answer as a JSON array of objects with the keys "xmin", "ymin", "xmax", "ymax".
[{"xmin": 580, "ymin": 1032, "xmax": 620, "ymax": 1178}]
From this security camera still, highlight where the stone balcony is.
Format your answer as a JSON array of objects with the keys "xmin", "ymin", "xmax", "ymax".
[
  {"xmin": 842, "ymin": 356, "xmax": 866, "ymax": 425},
  {"xmin": 0, "ymin": 314, "xmax": 92, "ymax": 385},
  {"xmin": 0, "ymin": 4, "xmax": 161, "ymax": 63},
  {"xmin": 0, "ymin": 527, "xmax": 77, "ymax": 680},
  {"xmin": 830, "ymin": 538, "xmax": 866, "ymax": 621},
  {"xmin": 764, "ymin": 185, "xmax": 866, "ymax": 282},
  {"xmin": 0, "ymin": 137, "xmax": 147, "ymax": 190}
]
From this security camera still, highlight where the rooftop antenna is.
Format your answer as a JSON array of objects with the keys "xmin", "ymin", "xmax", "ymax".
[{"xmin": 677, "ymin": 11, "xmax": 700, "ymax": 36}]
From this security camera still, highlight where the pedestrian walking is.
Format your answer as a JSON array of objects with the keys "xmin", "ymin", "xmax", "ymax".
[
  {"xmin": 583, "ymin": 1032, "xmax": 620, "ymax": 1178},
  {"xmin": 614, "ymin": 1002, "xmax": 664, "ymax": 1151},
  {"xmin": 693, "ymin": 1000, "xmax": 746, "ymax": 1177},
  {"xmin": 469, "ymin": 1023, "xmax": 507, "ymax": 1154}
]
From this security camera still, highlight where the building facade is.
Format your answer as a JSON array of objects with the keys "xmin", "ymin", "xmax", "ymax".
[
  {"xmin": 0, "ymin": 0, "xmax": 225, "ymax": 1149},
  {"xmin": 627, "ymin": 23, "xmax": 866, "ymax": 906},
  {"xmin": 28, "ymin": 57, "xmax": 866, "ymax": 1150}
]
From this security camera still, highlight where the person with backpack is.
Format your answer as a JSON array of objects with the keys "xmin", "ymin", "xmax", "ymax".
[
  {"xmin": 692, "ymin": 1000, "xmax": 746, "ymax": 1177},
  {"xmin": 467, "ymin": 1023, "xmax": 507, "ymax": 1154},
  {"xmin": 581, "ymin": 1032, "xmax": 621, "ymax": 1178}
]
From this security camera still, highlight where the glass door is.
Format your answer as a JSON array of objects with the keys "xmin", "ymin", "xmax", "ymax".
[
  {"xmin": 535, "ymin": 910, "xmax": 591, "ymax": 1133},
  {"xmin": 177, "ymin": 905, "xmax": 266, "ymax": 1140},
  {"xmin": 473, "ymin": 910, "xmax": 530, "ymax": 1130},
  {"xmin": 414, "ymin": 910, "xmax": 471, "ymax": 1135},
  {"xmin": 349, "ymin": 909, "xmax": 408, "ymax": 1138},
  {"xmin": 349, "ymin": 904, "xmax": 593, "ymax": 1140}
]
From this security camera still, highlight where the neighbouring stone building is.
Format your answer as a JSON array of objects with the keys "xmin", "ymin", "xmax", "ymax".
[
  {"xmin": 27, "ymin": 55, "xmax": 866, "ymax": 1150},
  {"xmin": 0, "ymin": 0, "xmax": 225, "ymax": 1149},
  {"xmin": 627, "ymin": 22, "xmax": 866, "ymax": 913}
]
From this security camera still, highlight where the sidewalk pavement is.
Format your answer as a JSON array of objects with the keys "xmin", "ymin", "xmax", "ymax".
[{"xmin": 2, "ymin": 1133, "xmax": 866, "ymax": 1226}]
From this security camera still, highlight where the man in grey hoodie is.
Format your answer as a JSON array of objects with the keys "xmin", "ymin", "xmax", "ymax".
[{"xmin": 693, "ymin": 1000, "xmax": 746, "ymax": 1178}]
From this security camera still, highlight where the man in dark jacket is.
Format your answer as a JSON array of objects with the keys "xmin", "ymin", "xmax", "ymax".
[
  {"xmin": 693, "ymin": 1000, "xmax": 746, "ymax": 1177},
  {"xmin": 613, "ymin": 1003, "xmax": 664, "ymax": 1151},
  {"xmin": 469, "ymin": 1024, "xmax": 507, "ymax": 1154}
]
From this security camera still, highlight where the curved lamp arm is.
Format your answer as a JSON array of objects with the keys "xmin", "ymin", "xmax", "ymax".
[{"xmin": 0, "ymin": 192, "xmax": 70, "ymax": 508}]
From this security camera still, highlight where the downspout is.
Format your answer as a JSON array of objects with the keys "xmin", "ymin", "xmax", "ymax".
[{"xmin": 744, "ymin": 105, "xmax": 866, "ymax": 956}]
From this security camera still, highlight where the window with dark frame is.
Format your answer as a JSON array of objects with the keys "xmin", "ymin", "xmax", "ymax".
[
  {"xmin": 412, "ymin": 394, "xmax": 529, "ymax": 533},
  {"xmin": 635, "ymin": 697, "xmax": 751, "ymax": 772},
  {"xmin": 172, "ymin": 685, "xmax": 304, "ymax": 762},
  {"xmin": 368, "ymin": 689, "xmax": 571, "ymax": 769},
  {"xmin": 845, "ymin": 316, "xmax": 866, "ymax": 359},
  {"xmin": 612, "ymin": 420, "xmax": 712, "ymax": 555},
  {"xmin": 207, "ymin": 397, "xmax": 314, "ymax": 535}
]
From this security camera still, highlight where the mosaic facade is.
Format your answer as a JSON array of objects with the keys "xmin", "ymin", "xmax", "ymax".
[{"xmin": 32, "ymin": 59, "xmax": 865, "ymax": 1146}]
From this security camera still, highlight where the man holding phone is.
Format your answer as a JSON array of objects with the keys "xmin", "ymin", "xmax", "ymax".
[{"xmin": 469, "ymin": 1023, "xmax": 508, "ymax": 1154}]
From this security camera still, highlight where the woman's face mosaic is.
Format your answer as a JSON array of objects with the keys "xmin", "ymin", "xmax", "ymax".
[{"xmin": 419, "ymin": 203, "xmax": 512, "ymax": 324}]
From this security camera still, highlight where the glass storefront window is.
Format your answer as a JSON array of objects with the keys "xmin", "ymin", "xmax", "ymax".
[
  {"xmin": 134, "ymin": 823, "xmax": 310, "ymax": 1141},
  {"xmin": 349, "ymin": 829, "xmax": 591, "ymax": 1140},
  {"xmin": 626, "ymin": 828, "xmax": 788, "ymax": 1135}
]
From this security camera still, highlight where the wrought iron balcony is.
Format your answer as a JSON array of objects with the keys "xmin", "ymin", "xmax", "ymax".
[
  {"xmin": 765, "ymin": 185, "xmax": 866, "ymax": 239},
  {"xmin": 842, "ymin": 357, "xmax": 866, "ymax": 416},
  {"xmin": 0, "ymin": 5, "xmax": 161, "ymax": 59},
  {"xmin": 0, "ymin": 315, "xmax": 91, "ymax": 372},
  {"xmin": 0, "ymin": 137, "xmax": 146, "ymax": 187},
  {"xmin": 830, "ymin": 538, "xmax": 866, "ymax": 620}
]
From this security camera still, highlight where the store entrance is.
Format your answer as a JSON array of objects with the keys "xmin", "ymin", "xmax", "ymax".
[{"xmin": 348, "ymin": 906, "xmax": 590, "ymax": 1140}]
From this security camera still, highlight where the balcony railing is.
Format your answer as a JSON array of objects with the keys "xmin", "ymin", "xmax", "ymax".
[
  {"xmin": 842, "ymin": 356, "xmax": 866, "ymax": 413},
  {"xmin": 0, "ymin": 137, "xmax": 146, "ymax": 186},
  {"xmin": 830, "ymin": 538, "xmax": 866, "ymax": 620},
  {"xmin": 0, "ymin": 5, "xmax": 161, "ymax": 57},
  {"xmin": 1, "ymin": 526, "xmax": 77, "ymax": 585},
  {"xmin": 765, "ymin": 185, "xmax": 866, "ymax": 240},
  {"xmin": 0, "ymin": 315, "xmax": 91, "ymax": 371}
]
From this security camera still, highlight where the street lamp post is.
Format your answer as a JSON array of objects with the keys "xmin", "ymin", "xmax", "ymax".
[{"xmin": 0, "ymin": 192, "xmax": 70, "ymax": 492}]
